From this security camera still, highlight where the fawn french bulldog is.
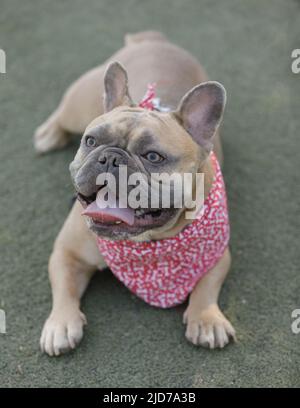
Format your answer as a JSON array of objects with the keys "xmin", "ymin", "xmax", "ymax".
[{"xmin": 36, "ymin": 31, "xmax": 236, "ymax": 356}]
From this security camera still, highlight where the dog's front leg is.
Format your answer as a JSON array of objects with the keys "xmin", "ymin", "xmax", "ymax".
[
  {"xmin": 184, "ymin": 248, "xmax": 236, "ymax": 349},
  {"xmin": 40, "ymin": 201, "xmax": 105, "ymax": 356}
]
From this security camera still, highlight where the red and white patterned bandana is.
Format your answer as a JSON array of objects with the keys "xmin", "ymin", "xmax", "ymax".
[
  {"xmin": 96, "ymin": 153, "xmax": 230, "ymax": 308},
  {"xmin": 138, "ymin": 83, "xmax": 156, "ymax": 110}
]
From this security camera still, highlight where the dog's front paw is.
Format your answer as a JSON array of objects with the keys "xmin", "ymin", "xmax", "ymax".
[
  {"xmin": 183, "ymin": 304, "xmax": 236, "ymax": 349},
  {"xmin": 40, "ymin": 308, "xmax": 87, "ymax": 356}
]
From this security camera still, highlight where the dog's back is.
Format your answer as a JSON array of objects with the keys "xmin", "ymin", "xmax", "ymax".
[
  {"xmin": 35, "ymin": 31, "xmax": 222, "ymax": 162},
  {"xmin": 57, "ymin": 31, "xmax": 207, "ymax": 131}
]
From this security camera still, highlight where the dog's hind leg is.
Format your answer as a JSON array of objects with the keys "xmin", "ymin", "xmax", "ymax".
[
  {"xmin": 34, "ymin": 107, "xmax": 71, "ymax": 154},
  {"xmin": 34, "ymin": 65, "xmax": 106, "ymax": 154}
]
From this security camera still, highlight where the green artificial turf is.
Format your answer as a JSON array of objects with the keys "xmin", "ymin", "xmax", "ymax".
[{"xmin": 0, "ymin": 0, "xmax": 299, "ymax": 387}]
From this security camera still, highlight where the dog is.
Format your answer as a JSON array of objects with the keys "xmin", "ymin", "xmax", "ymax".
[{"xmin": 35, "ymin": 31, "xmax": 236, "ymax": 356}]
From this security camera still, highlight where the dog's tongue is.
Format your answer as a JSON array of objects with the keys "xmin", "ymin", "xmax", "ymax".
[{"xmin": 82, "ymin": 193, "xmax": 135, "ymax": 226}]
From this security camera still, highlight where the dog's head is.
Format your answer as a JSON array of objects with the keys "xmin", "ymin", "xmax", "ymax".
[{"xmin": 70, "ymin": 62, "xmax": 226, "ymax": 240}]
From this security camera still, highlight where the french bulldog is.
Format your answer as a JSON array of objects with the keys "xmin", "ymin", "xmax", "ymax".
[{"xmin": 36, "ymin": 31, "xmax": 236, "ymax": 356}]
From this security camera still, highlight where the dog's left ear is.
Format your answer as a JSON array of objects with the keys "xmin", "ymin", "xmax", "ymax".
[
  {"xmin": 103, "ymin": 61, "xmax": 134, "ymax": 112},
  {"xmin": 175, "ymin": 81, "xmax": 226, "ymax": 152}
]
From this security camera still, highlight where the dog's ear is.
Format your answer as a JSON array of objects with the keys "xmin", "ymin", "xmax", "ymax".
[
  {"xmin": 175, "ymin": 81, "xmax": 226, "ymax": 152},
  {"xmin": 103, "ymin": 61, "xmax": 134, "ymax": 112}
]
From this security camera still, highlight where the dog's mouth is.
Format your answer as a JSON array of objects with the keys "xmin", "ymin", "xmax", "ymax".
[{"xmin": 77, "ymin": 191, "xmax": 178, "ymax": 237}]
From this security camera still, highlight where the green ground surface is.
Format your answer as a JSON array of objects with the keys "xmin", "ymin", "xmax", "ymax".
[{"xmin": 0, "ymin": 0, "xmax": 299, "ymax": 388}]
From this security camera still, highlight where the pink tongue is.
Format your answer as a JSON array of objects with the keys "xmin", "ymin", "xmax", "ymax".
[{"xmin": 82, "ymin": 196, "xmax": 135, "ymax": 226}]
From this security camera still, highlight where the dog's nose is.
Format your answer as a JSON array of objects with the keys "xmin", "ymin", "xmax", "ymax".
[{"xmin": 98, "ymin": 151, "xmax": 127, "ymax": 168}]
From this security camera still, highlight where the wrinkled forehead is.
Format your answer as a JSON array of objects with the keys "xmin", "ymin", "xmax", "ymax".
[
  {"xmin": 85, "ymin": 106, "xmax": 198, "ymax": 161},
  {"xmin": 84, "ymin": 107, "xmax": 192, "ymax": 154}
]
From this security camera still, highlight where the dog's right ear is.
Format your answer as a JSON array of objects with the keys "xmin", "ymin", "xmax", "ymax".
[{"xmin": 103, "ymin": 62, "xmax": 134, "ymax": 112}]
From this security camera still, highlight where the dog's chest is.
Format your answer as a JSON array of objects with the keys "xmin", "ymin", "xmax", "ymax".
[{"xmin": 97, "ymin": 153, "xmax": 230, "ymax": 308}]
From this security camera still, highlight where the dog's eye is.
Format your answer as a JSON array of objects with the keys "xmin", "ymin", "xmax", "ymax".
[
  {"xmin": 143, "ymin": 151, "xmax": 164, "ymax": 163},
  {"xmin": 85, "ymin": 136, "xmax": 96, "ymax": 147}
]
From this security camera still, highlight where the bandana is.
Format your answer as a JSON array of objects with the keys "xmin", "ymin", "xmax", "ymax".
[
  {"xmin": 138, "ymin": 83, "xmax": 171, "ymax": 112},
  {"xmin": 96, "ymin": 153, "xmax": 230, "ymax": 308}
]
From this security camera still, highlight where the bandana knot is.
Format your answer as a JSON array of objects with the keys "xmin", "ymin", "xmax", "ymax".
[{"xmin": 138, "ymin": 83, "xmax": 157, "ymax": 110}]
